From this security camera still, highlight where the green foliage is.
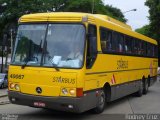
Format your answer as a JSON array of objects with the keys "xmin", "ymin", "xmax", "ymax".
[
  {"xmin": 0, "ymin": 0, "xmax": 126, "ymax": 49},
  {"xmin": 137, "ymin": 0, "xmax": 160, "ymax": 41},
  {"xmin": 105, "ymin": 5, "xmax": 127, "ymax": 23},
  {"xmin": 135, "ymin": 25, "xmax": 152, "ymax": 37},
  {"xmin": 145, "ymin": 0, "xmax": 160, "ymax": 66},
  {"xmin": 0, "ymin": 0, "xmax": 66, "ymax": 39},
  {"xmin": 64, "ymin": 0, "xmax": 95, "ymax": 13},
  {"xmin": 63, "ymin": 0, "xmax": 127, "ymax": 22},
  {"xmin": 145, "ymin": 0, "xmax": 160, "ymax": 41}
]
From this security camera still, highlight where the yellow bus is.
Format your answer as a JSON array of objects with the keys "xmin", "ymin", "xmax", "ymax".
[{"xmin": 8, "ymin": 12, "xmax": 158, "ymax": 113}]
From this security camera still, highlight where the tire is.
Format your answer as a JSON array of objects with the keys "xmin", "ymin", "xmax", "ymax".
[
  {"xmin": 143, "ymin": 78, "xmax": 149, "ymax": 94},
  {"xmin": 93, "ymin": 90, "xmax": 106, "ymax": 114},
  {"xmin": 136, "ymin": 80, "xmax": 143, "ymax": 97}
]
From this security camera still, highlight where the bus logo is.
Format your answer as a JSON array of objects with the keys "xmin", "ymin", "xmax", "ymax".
[{"xmin": 36, "ymin": 87, "xmax": 42, "ymax": 94}]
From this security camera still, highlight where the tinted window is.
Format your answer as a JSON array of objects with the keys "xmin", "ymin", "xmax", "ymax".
[
  {"xmin": 141, "ymin": 41, "xmax": 146, "ymax": 55},
  {"xmin": 117, "ymin": 33, "xmax": 124, "ymax": 53},
  {"xmin": 133, "ymin": 39, "xmax": 138, "ymax": 55},
  {"xmin": 87, "ymin": 24, "xmax": 97, "ymax": 68},
  {"xmin": 124, "ymin": 36, "xmax": 133, "ymax": 53},
  {"xmin": 150, "ymin": 44, "xmax": 154, "ymax": 57},
  {"xmin": 154, "ymin": 45, "xmax": 158, "ymax": 57},
  {"xmin": 112, "ymin": 32, "xmax": 118, "ymax": 52},
  {"xmin": 112, "ymin": 32, "xmax": 124, "ymax": 53},
  {"xmin": 100, "ymin": 26, "xmax": 156, "ymax": 58},
  {"xmin": 100, "ymin": 28, "xmax": 112, "ymax": 52},
  {"xmin": 147, "ymin": 43, "xmax": 152, "ymax": 56},
  {"xmin": 100, "ymin": 28, "xmax": 124, "ymax": 53}
]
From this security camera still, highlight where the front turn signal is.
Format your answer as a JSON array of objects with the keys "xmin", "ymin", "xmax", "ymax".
[{"xmin": 76, "ymin": 88, "xmax": 83, "ymax": 97}]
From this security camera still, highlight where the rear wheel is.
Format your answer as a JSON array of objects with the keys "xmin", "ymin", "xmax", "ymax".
[
  {"xmin": 136, "ymin": 80, "xmax": 143, "ymax": 97},
  {"xmin": 93, "ymin": 90, "xmax": 106, "ymax": 114},
  {"xmin": 143, "ymin": 78, "xmax": 149, "ymax": 94}
]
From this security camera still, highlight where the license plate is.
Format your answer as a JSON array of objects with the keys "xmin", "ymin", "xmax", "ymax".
[{"xmin": 34, "ymin": 102, "xmax": 46, "ymax": 107}]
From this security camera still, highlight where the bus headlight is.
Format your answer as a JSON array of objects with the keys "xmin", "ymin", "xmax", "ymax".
[
  {"xmin": 61, "ymin": 88, "xmax": 76, "ymax": 96},
  {"xmin": 62, "ymin": 88, "xmax": 68, "ymax": 95},
  {"xmin": 9, "ymin": 83, "xmax": 20, "ymax": 91},
  {"xmin": 15, "ymin": 84, "xmax": 20, "ymax": 91},
  {"xmin": 10, "ymin": 83, "xmax": 15, "ymax": 89},
  {"xmin": 69, "ymin": 89, "xmax": 75, "ymax": 95}
]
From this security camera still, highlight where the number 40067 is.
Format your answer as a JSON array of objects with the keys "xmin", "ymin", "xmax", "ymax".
[{"xmin": 10, "ymin": 74, "xmax": 24, "ymax": 79}]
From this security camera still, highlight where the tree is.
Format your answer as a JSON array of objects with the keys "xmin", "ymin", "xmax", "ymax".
[
  {"xmin": 64, "ymin": 0, "xmax": 107, "ymax": 14},
  {"xmin": 0, "ymin": 0, "xmax": 126, "ymax": 48},
  {"xmin": 0, "ymin": 0, "xmax": 126, "ymax": 33},
  {"xmin": 0, "ymin": 0, "xmax": 62, "ymax": 37},
  {"xmin": 63, "ymin": 0, "xmax": 126, "ymax": 22},
  {"xmin": 135, "ymin": 25, "xmax": 152, "ymax": 38},
  {"xmin": 145, "ymin": 0, "xmax": 160, "ymax": 66},
  {"xmin": 105, "ymin": 5, "xmax": 127, "ymax": 23},
  {"xmin": 145, "ymin": 0, "xmax": 160, "ymax": 41},
  {"xmin": 0, "ymin": 0, "xmax": 127, "ymax": 71}
]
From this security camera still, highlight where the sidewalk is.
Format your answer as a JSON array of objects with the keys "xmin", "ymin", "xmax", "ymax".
[
  {"xmin": 0, "ymin": 88, "xmax": 9, "ymax": 105},
  {"xmin": 0, "ymin": 88, "xmax": 8, "ymax": 97}
]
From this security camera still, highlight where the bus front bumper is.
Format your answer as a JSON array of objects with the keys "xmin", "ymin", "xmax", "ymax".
[{"xmin": 8, "ymin": 91, "xmax": 98, "ymax": 113}]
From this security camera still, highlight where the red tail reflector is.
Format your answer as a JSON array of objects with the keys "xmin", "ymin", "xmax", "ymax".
[{"xmin": 76, "ymin": 88, "xmax": 83, "ymax": 97}]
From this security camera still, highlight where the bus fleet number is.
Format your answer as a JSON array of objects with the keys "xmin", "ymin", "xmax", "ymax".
[{"xmin": 10, "ymin": 74, "xmax": 24, "ymax": 79}]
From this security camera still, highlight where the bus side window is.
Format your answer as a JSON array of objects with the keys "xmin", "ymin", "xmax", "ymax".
[
  {"xmin": 138, "ymin": 40, "xmax": 142, "ymax": 55},
  {"xmin": 124, "ymin": 36, "xmax": 133, "ymax": 54},
  {"xmin": 147, "ymin": 43, "xmax": 151, "ymax": 57},
  {"xmin": 100, "ymin": 27, "xmax": 112, "ymax": 52},
  {"xmin": 106, "ymin": 31, "xmax": 112, "ymax": 51},
  {"xmin": 141, "ymin": 41, "xmax": 146, "ymax": 56},
  {"xmin": 100, "ymin": 28, "xmax": 107, "ymax": 51},
  {"xmin": 117, "ymin": 33, "xmax": 124, "ymax": 53},
  {"xmin": 87, "ymin": 24, "xmax": 97, "ymax": 69},
  {"xmin": 154, "ymin": 45, "xmax": 158, "ymax": 57},
  {"xmin": 112, "ymin": 31, "xmax": 118, "ymax": 52},
  {"xmin": 112, "ymin": 32, "xmax": 124, "ymax": 53},
  {"xmin": 151, "ymin": 44, "xmax": 154, "ymax": 57},
  {"xmin": 134, "ymin": 39, "xmax": 138, "ymax": 55}
]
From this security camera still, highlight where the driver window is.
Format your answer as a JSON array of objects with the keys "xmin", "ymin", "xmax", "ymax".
[{"xmin": 87, "ymin": 24, "xmax": 97, "ymax": 69}]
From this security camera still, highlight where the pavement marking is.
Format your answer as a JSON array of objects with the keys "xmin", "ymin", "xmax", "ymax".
[{"xmin": 127, "ymin": 97, "xmax": 135, "ymax": 114}]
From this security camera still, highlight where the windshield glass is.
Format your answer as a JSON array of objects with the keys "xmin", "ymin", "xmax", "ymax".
[
  {"xmin": 12, "ymin": 24, "xmax": 85, "ymax": 69},
  {"xmin": 12, "ymin": 24, "xmax": 47, "ymax": 66}
]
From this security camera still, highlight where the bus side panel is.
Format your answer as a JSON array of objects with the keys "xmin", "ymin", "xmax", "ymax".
[{"xmin": 85, "ymin": 54, "xmax": 158, "ymax": 101}]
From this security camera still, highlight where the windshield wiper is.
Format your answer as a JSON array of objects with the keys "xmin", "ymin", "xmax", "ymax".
[
  {"xmin": 21, "ymin": 58, "xmax": 29, "ymax": 69},
  {"xmin": 51, "ymin": 63, "xmax": 60, "ymax": 71},
  {"xmin": 21, "ymin": 61, "xmax": 28, "ymax": 69}
]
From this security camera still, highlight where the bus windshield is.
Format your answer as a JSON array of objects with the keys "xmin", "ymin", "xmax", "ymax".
[{"xmin": 12, "ymin": 24, "xmax": 85, "ymax": 69}]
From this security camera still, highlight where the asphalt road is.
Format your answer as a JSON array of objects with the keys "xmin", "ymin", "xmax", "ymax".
[{"xmin": 0, "ymin": 79, "xmax": 160, "ymax": 120}]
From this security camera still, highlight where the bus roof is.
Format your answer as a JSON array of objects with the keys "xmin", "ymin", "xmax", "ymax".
[{"xmin": 20, "ymin": 12, "xmax": 157, "ymax": 45}]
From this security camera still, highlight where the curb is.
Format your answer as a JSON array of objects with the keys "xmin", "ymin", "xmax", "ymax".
[
  {"xmin": 0, "ymin": 94, "xmax": 8, "ymax": 98},
  {"xmin": 0, "ymin": 100, "xmax": 10, "ymax": 105}
]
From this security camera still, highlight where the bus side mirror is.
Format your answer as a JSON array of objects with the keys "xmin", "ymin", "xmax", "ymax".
[{"xmin": 86, "ymin": 34, "xmax": 97, "ymax": 69}]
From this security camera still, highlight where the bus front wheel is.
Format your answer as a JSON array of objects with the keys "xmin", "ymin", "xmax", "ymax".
[{"xmin": 93, "ymin": 90, "xmax": 106, "ymax": 114}]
